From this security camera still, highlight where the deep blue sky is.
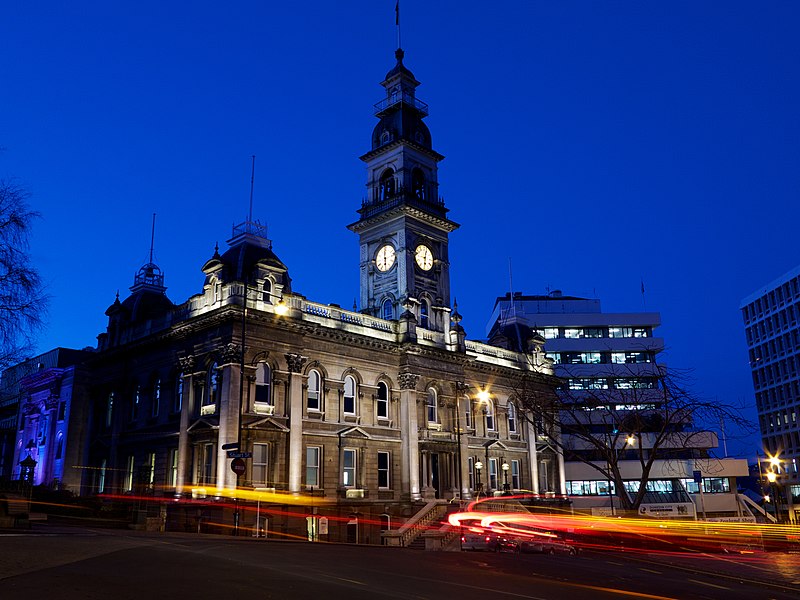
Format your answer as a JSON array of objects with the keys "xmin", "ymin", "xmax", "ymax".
[{"xmin": 3, "ymin": 2, "xmax": 798, "ymax": 459}]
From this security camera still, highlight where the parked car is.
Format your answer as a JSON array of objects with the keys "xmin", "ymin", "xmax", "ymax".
[{"xmin": 461, "ymin": 530, "xmax": 500, "ymax": 551}]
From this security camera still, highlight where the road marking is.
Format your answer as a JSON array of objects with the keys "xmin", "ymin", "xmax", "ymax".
[
  {"xmin": 606, "ymin": 560, "xmax": 625, "ymax": 566},
  {"xmin": 688, "ymin": 579, "xmax": 730, "ymax": 591},
  {"xmin": 639, "ymin": 568, "xmax": 662, "ymax": 575},
  {"xmin": 564, "ymin": 583, "xmax": 678, "ymax": 600},
  {"xmin": 332, "ymin": 577, "xmax": 366, "ymax": 586}
]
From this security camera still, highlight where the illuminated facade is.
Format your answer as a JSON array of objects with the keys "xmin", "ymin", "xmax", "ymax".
[
  {"xmin": 77, "ymin": 50, "xmax": 563, "ymax": 542},
  {"xmin": 1, "ymin": 348, "xmax": 92, "ymax": 489},
  {"xmin": 487, "ymin": 291, "xmax": 750, "ymax": 520},
  {"xmin": 741, "ymin": 265, "xmax": 800, "ymax": 523}
]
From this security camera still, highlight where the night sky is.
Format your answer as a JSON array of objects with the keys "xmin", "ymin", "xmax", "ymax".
[{"xmin": 3, "ymin": 2, "xmax": 798, "ymax": 460}]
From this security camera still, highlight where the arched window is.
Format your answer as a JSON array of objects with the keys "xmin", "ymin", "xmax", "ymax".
[
  {"xmin": 420, "ymin": 300, "xmax": 429, "ymax": 329},
  {"xmin": 344, "ymin": 375, "xmax": 357, "ymax": 415},
  {"xmin": 255, "ymin": 363, "xmax": 272, "ymax": 405},
  {"xmin": 412, "ymin": 167, "xmax": 425, "ymax": 200},
  {"xmin": 426, "ymin": 388, "xmax": 437, "ymax": 423},
  {"xmin": 211, "ymin": 277, "xmax": 221, "ymax": 303},
  {"xmin": 307, "ymin": 370, "xmax": 321, "ymax": 411},
  {"xmin": 508, "ymin": 401, "xmax": 517, "ymax": 433},
  {"xmin": 379, "ymin": 168, "xmax": 395, "ymax": 200},
  {"xmin": 262, "ymin": 279, "xmax": 272, "ymax": 304},
  {"xmin": 377, "ymin": 381, "xmax": 389, "ymax": 419},
  {"xmin": 55, "ymin": 433, "xmax": 63, "ymax": 460},
  {"xmin": 202, "ymin": 363, "xmax": 219, "ymax": 415},
  {"xmin": 380, "ymin": 130, "xmax": 391, "ymax": 145},
  {"xmin": 382, "ymin": 298, "xmax": 393, "ymax": 320},
  {"xmin": 152, "ymin": 379, "xmax": 161, "ymax": 418},
  {"xmin": 174, "ymin": 375, "xmax": 183, "ymax": 413},
  {"xmin": 485, "ymin": 400, "xmax": 495, "ymax": 431},
  {"xmin": 131, "ymin": 385, "xmax": 140, "ymax": 421}
]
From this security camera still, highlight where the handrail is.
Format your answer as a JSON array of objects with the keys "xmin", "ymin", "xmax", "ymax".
[{"xmin": 396, "ymin": 501, "xmax": 446, "ymax": 547}]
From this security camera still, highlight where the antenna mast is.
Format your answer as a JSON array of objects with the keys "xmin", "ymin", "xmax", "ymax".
[
  {"xmin": 149, "ymin": 213, "xmax": 156, "ymax": 263},
  {"xmin": 396, "ymin": 1, "xmax": 401, "ymax": 49},
  {"xmin": 248, "ymin": 155, "xmax": 256, "ymax": 223}
]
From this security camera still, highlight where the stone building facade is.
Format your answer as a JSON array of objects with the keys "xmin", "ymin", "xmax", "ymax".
[{"xmin": 78, "ymin": 49, "xmax": 563, "ymax": 542}]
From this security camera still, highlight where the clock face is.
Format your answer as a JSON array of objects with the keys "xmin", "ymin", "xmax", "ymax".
[
  {"xmin": 415, "ymin": 245, "xmax": 434, "ymax": 271},
  {"xmin": 376, "ymin": 244, "xmax": 396, "ymax": 272}
]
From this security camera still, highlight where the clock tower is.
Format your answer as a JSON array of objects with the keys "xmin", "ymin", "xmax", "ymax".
[{"xmin": 348, "ymin": 49, "xmax": 459, "ymax": 333}]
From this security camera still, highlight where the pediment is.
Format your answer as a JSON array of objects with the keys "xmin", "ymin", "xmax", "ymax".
[
  {"xmin": 338, "ymin": 426, "xmax": 371, "ymax": 439},
  {"xmin": 187, "ymin": 418, "xmax": 218, "ymax": 432},
  {"xmin": 246, "ymin": 416, "xmax": 290, "ymax": 432}
]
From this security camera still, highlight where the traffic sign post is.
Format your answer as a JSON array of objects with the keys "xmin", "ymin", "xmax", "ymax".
[
  {"xmin": 231, "ymin": 458, "xmax": 246, "ymax": 477},
  {"xmin": 227, "ymin": 451, "xmax": 253, "ymax": 459}
]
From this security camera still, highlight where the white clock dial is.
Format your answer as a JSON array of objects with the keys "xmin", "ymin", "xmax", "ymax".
[
  {"xmin": 415, "ymin": 245, "xmax": 433, "ymax": 271},
  {"xmin": 376, "ymin": 244, "xmax": 396, "ymax": 272}
]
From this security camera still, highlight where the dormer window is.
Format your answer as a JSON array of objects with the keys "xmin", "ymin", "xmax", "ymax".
[{"xmin": 262, "ymin": 279, "xmax": 272, "ymax": 304}]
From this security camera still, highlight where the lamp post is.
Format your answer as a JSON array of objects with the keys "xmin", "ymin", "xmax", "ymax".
[
  {"xmin": 767, "ymin": 470, "xmax": 780, "ymax": 523},
  {"xmin": 502, "ymin": 461, "xmax": 510, "ymax": 495},
  {"xmin": 475, "ymin": 460, "xmax": 483, "ymax": 499}
]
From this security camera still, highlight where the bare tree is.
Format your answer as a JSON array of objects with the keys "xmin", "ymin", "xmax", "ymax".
[
  {"xmin": 514, "ymin": 350, "xmax": 753, "ymax": 512},
  {"xmin": 0, "ymin": 179, "xmax": 47, "ymax": 371}
]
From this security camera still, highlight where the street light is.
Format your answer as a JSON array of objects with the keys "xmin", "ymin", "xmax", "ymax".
[
  {"xmin": 626, "ymin": 434, "xmax": 636, "ymax": 446},
  {"xmin": 474, "ymin": 460, "xmax": 483, "ymax": 499},
  {"xmin": 502, "ymin": 461, "xmax": 510, "ymax": 495}
]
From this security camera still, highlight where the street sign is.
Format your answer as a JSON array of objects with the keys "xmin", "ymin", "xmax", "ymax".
[
  {"xmin": 221, "ymin": 442, "xmax": 240, "ymax": 450},
  {"xmin": 230, "ymin": 458, "xmax": 246, "ymax": 477},
  {"xmin": 227, "ymin": 451, "xmax": 253, "ymax": 459}
]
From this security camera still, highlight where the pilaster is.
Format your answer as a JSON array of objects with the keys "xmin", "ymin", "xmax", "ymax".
[{"xmin": 286, "ymin": 353, "xmax": 307, "ymax": 493}]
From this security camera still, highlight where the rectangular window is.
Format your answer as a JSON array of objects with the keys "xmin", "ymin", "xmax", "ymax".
[
  {"xmin": 581, "ymin": 352, "xmax": 602, "ymax": 364},
  {"xmin": 608, "ymin": 327, "xmax": 632, "ymax": 338},
  {"xmin": 201, "ymin": 444, "xmax": 215, "ymax": 485},
  {"xmin": 564, "ymin": 328, "xmax": 582, "ymax": 339},
  {"xmin": 57, "ymin": 402, "xmax": 66, "ymax": 421},
  {"xmin": 611, "ymin": 352, "xmax": 626, "ymax": 364},
  {"xmin": 306, "ymin": 446, "xmax": 320, "ymax": 487},
  {"xmin": 98, "ymin": 458, "xmax": 107, "ymax": 494},
  {"xmin": 343, "ymin": 449, "xmax": 357, "ymax": 487},
  {"xmin": 584, "ymin": 328, "xmax": 604, "ymax": 338},
  {"xmin": 376, "ymin": 385, "xmax": 389, "ymax": 419},
  {"xmin": 541, "ymin": 328, "xmax": 559, "ymax": 339},
  {"xmin": 463, "ymin": 400, "xmax": 472, "ymax": 428},
  {"xmin": 131, "ymin": 386, "xmax": 140, "ymax": 421},
  {"xmin": 252, "ymin": 443, "xmax": 269, "ymax": 486},
  {"xmin": 632, "ymin": 328, "xmax": 650, "ymax": 338},
  {"xmin": 167, "ymin": 448, "xmax": 178, "ymax": 488},
  {"xmin": 106, "ymin": 393, "xmax": 114, "ymax": 428},
  {"xmin": 468, "ymin": 457, "xmax": 474, "ymax": 490},
  {"xmin": 489, "ymin": 458, "xmax": 498, "ymax": 490},
  {"xmin": 545, "ymin": 352, "xmax": 561, "ymax": 364},
  {"xmin": 125, "ymin": 455, "xmax": 135, "ymax": 492},
  {"xmin": 146, "ymin": 452, "xmax": 156, "ymax": 488},
  {"xmin": 511, "ymin": 460, "xmax": 520, "ymax": 489},
  {"xmin": 377, "ymin": 451, "xmax": 390, "ymax": 489},
  {"xmin": 344, "ymin": 395, "xmax": 355, "ymax": 415},
  {"xmin": 152, "ymin": 381, "xmax": 161, "ymax": 418}
]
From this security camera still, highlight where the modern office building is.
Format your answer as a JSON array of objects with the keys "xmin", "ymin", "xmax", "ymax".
[
  {"xmin": 487, "ymin": 291, "xmax": 751, "ymax": 520},
  {"xmin": 741, "ymin": 265, "xmax": 800, "ymax": 523}
]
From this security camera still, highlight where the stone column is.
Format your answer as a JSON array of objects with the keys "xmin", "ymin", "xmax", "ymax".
[
  {"xmin": 286, "ymin": 353, "xmax": 307, "ymax": 494},
  {"xmin": 175, "ymin": 356, "xmax": 196, "ymax": 496},
  {"xmin": 399, "ymin": 372, "xmax": 420, "ymax": 501},
  {"xmin": 217, "ymin": 343, "xmax": 241, "ymax": 492},
  {"xmin": 555, "ymin": 431, "xmax": 567, "ymax": 495},
  {"xmin": 526, "ymin": 419, "xmax": 540, "ymax": 494}
]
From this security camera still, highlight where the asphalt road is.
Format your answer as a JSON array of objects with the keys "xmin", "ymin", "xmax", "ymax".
[{"xmin": 1, "ymin": 527, "xmax": 798, "ymax": 600}]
